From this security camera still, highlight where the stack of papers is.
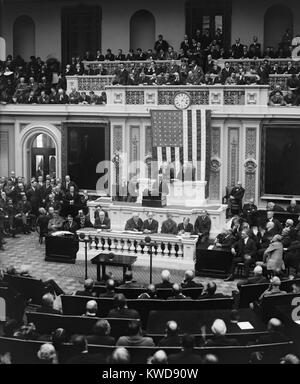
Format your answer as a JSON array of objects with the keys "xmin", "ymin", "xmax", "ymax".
[{"xmin": 237, "ymin": 322, "xmax": 254, "ymax": 330}]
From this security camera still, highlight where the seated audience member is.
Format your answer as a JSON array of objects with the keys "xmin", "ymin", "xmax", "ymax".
[
  {"xmin": 94, "ymin": 210, "xmax": 111, "ymax": 230},
  {"xmin": 158, "ymin": 321, "xmax": 181, "ymax": 347},
  {"xmin": 242, "ymin": 198, "xmax": 257, "ymax": 225},
  {"xmin": 213, "ymin": 228, "xmax": 236, "ymax": 251},
  {"xmin": 286, "ymin": 199, "xmax": 300, "ymax": 213},
  {"xmin": 155, "ymin": 269, "xmax": 173, "ymax": 289},
  {"xmin": 161, "ymin": 213, "xmax": 178, "ymax": 235},
  {"xmin": 148, "ymin": 350, "xmax": 168, "ymax": 364},
  {"xmin": 284, "ymin": 233, "xmax": 300, "ymax": 272},
  {"xmin": 38, "ymin": 293, "xmax": 61, "ymax": 314},
  {"xmin": 177, "ymin": 217, "xmax": 194, "ymax": 234},
  {"xmin": 237, "ymin": 265, "xmax": 268, "ymax": 289},
  {"xmin": 142, "ymin": 211, "xmax": 159, "ymax": 234},
  {"xmin": 75, "ymin": 278, "xmax": 97, "ymax": 297},
  {"xmin": 99, "ymin": 279, "xmax": 116, "ymax": 297},
  {"xmin": 125, "ymin": 213, "xmax": 143, "ymax": 232},
  {"xmin": 194, "ymin": 210, "xmax": 211, "ymax": 245},
  {"xmin": 280, "ymin": 354, "xmax": 300, "ymax": 364},
  {"xmin": 225, "ymin": 229, "xmax": 257, "ymax": 281},
  {"xmin": 199, "ymin": 282, "xmax": 228, "ymax": 299},
  {"xmin": 37, "ymin": 343, "xmax": 58, "ymax": 364},
  {"xmin": 202, "ymin": 354, "xmax": 219, "ymax": 364},
  {"xmin": 13, "ymin": 322, "xmax": 38, "ymax": 340},
  {"xmin": 205, "ymin": 319, "xmax": 239, "ymax": 346},
  {"xmin": 116, "ymin": 320, "xmax": 155, "ymax": 347},
  {"xmin": 284, "ymin": 89, "xmax": 296, "ymax": 106},
  {"xmin": 266, "ymin": 201, "xmax": 285, "ymax": 213},
  {"xmin": 47, "ymin": 210, "xmax": 64, "ymax": 234},
  {"xmin": 168, "ymin": 334, "xmax": 202, "ymax": 364},
  {"xmin": 66, "ymin": 335, "xmax": 105, "ymax": 364},
  {"xmin": 258, "ymin": 276, "xmax": 287, "ymax": 301},
  {"xmin": 256, "ymin": 318, "xmax": 289, "ymax": 344},
  {"xmin": 83, "ymin": 300, "xmax": 98, "ymax": 317},
  {"xmin": 51, "ymin": 328, "xmax": 68, "ymax": 363},
  {"xmin": 87, "ymin": 319, "xmax": 115, "ymax": 346},
  {"xmin": 108, "ymin": 347, "xmax": 131, "ymax": 364},
  {"xmin": 260, "ymin": 234, "xmax": 285, "ymax": 274},
  {"xmin": 107, "ymin": 294, "xmax": 140, "ymax": 319},
  {"xmin": 167, "ymin": 283, "xmax": 190, "ymax": 300},
  {"xmin": 181, "ymin": 270, "xmax": 203, "ymax": 289},
  {"xmin": 118, "ymin": 271, "xmax": 143, "ymax": 289},
  {"xmin": 76, "ymin": 210, "xmax": 93, "ymax": 229},
  {"xmin": 137, "ymin": 284, "xmax": 158, "ymax": 299},
  {"xmin": 19, "ymin": 264, "xmax": 32, "ymax": 277},
  {"xmin": 63, "ymin": 214, "xmax": 78, "ymax": 233}
]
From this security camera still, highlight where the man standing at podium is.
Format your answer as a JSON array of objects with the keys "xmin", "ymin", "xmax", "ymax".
[
  {"xmin": 63, "ymin": 214, "xmax": 78, "ymax": 234},
  {"xmin": 194, "ymin": 210, "xmax": 211, "ymax": 246},
  {"xmin": 229, "ymin": 181, "xmax": 245, "ymax": 215},
  {"xmin": 142, "ymin": 212, "xmax": 159, "ymax": 234},
  {"xmin": 125, "ymin": 213, "xmax": 143, "ymax": 232}
]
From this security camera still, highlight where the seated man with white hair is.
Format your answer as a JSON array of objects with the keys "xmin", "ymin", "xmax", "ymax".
[
  {"xmin": 125, "ymin": 213, "xmax": 143, "ymax": 232},
  {"xmin": 94, "ymin": 210, "xmax": 111, "ymax": 230},
  {"xmin": 258, "ymin": 276, "xmax": 287, "ymax": 301},
  {"xmin": 155, "ymin": 269, "xmax": 173, "ymax": 288},
  {"xmin": 256, "ymin": 318, "xmax": 290, "ymax": 344},
  {"xmin": 37, "ymin": 343, "xmax": 58, "ymax": 364},
  {"xmin": 148, "ymin": 350, "xmax": 168, "ymax": 364},
  {"xmin": 158, "ymin": 320, "xmax": 181, "ymax": 347},
  {"xmin": 181, "ymin": 270, "xmax": 203, "ymax": 289},
  {"xmin": 83, "ymin": 300, "xmax": 98, "ymax": 317},
  {"xmin": 205, "ymin": 319, "xmax": 239, "ymax": 346},
  {"xmin": 108, "ymin": 347, "xmax": 131, "ymax": 364},
  {"xmin": 237, "ymin": 265, "xmax": 268, "ymax": 289},
  {"xmin": 38, "ymin": 293, "xmax": 61, "ymax": 315}
]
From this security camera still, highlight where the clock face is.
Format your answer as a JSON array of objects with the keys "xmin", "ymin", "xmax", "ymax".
[{"xmin": 174, "ymin": 92, "xmax": 191, "ymax": 109}]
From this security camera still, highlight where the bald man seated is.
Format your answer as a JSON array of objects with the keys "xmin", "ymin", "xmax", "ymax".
[
  {"xmin": 256, "ymin": 318, "xmax": 290, "ymax": 344},
  {"xmin": 83, "ymin": 300, "xmax": 98, "ymax": 317},
  {"xmin": 155, "ymin": 270, "xmax": 173, "ymax": 289},
  {"xmin": 158, "ymin": 321, "xmax": 181, "ymax": 347},
  {"xmin": 205, "ymin": 319, "xmax": 239, "ymax": 346},
  {"xmin": 181, "ymin": 270, "xmax": 203, "ymax": 289},
  {"xmin": 125, "ymin": 213, "xmax": 143, "ymax": 232}
]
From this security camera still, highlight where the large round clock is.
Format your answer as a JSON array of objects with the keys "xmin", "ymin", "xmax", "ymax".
[{"xmin": 173, "ymin": 92, "xmax": 191, "ymax": 110}]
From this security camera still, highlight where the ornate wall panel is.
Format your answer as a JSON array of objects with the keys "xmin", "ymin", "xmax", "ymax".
[
  {"xmin": 209, "ymin": 127, "xmax": 221, "ymax": 200},
  {"xmin": 129, "ymin": 126, "xmax": 140, "ymax": 177},
  {"xmin": 245, "ymin": 127, "xmax": 257, "ymax": 201},
  {"xmin": 0, "ymin": 132, "xmax": 9, "ymax": 176},
  {"xmin": 227, "ymin": 127, "xmax": 240, "ymax": 188}
]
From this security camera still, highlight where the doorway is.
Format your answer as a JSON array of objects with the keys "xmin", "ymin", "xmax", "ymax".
[
  {"xmin": 130, "ymin": 10, "xmax": 156, "ymax": 51},
  {"xmin": 61, "ymin": 5, "xmax": 101, "ymax": 65},
  {"xmin": 31, "ymin": 134, "xmax": 56, "ymax": 179},
  {"xmin": 185, "ymin": 0, "xmax": 232, "ymax": 49}
]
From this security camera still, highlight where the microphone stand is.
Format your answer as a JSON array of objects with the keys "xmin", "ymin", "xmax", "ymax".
[
  {"xmin": 79, "ymin": 233, "xmax": 90, "ymax": 280},
  {"xmin": 141, "ymin": 236, "xmax": 155, "ymax": 284}
]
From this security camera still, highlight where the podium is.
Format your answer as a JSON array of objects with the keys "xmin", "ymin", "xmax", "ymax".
[
  {"xmin": 45, "ymin": 234, "xmax": 79, "ymax": 264},
  {"xmin": 142, "ymin": 192, "xmax": 166, "ymax": 208}
]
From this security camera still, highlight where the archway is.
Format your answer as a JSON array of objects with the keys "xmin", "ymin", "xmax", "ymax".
[
  {"xmin": 264, "ymin": 4, "xmax": 293, "ymax": 51},
  {"xmin": 130, "ymin": 10, "xmax": 155, "ymax": 51},
  {"xmin": 13, "ymin": 15, "xmax": 36, "ymax": 59},
  {"xmin": 30, "ymin": 134, "xmax": 56, "ymax": 179}
]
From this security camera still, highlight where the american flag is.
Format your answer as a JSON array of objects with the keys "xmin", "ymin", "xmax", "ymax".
[{"xmin": 150, "ymin": 109, "xmax": 211, "ymax": 183}]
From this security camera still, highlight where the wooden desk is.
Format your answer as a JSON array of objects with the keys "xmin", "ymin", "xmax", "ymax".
[{"xmin": 91, "ymin": 253, "xmax": 137, "ymax": 281}]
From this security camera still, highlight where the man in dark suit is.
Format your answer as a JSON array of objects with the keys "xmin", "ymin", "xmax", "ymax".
[
  {"xmin": 242, "ymin": 198, "xmax": 257, "ymax": 225},
  {"xmin": 26, "ymin": 181, "xmax": 41, "ymax": 216},
  {"xmin": 286, "ymin": 199, "xmax": 300, "ymax": 214},
  {"xmin": 205, "ymin": 319, "xmax": 239, "ymax": 346},
  {"xmin": 117, "ymin": 271, "xmax": 144, "ymax": 289},
  {"xmin": 214, "ymin": 228, "xmax": 236, "ymax": 251},
  {"xmin": 249, "ymin": 36, "xmax": 261, "ymax": 57},
  {"xmin": 181, "ymin": 270, "xmax": 203, "ymax": 289},
  {"xmin": 63, "ymin": 214, "xmax": 78, "ymax": 234},
  {"xmin": 232, "ymin": 38, "xmax": 244, "ymax": 59},
  {"xmin": 177, "ymin": 217, "xmax": 194, "ymax": 234},
  {"xmin": 256, "ymin": 318, "xmax": 289, "ymax": 344},
  {"xmin": 168, "ymin": 334, "xmax": 202, "ymax": 364},
  {"xmin": 198, "ymin": 282, "xmax": 229, "ymax": 299},
  {"xmin": 75, "ymin": 279, "xmax": 97, "ymax": 297},
  {"xmin": 229, "ymin": 181, "xmax": 245, "ymax": 215},
  {"xmin": 194, "ymin": 210, "xmax": 211, "ymax": 245},
  {"xmin": 107, "ymin": 294, "xmax": 140, "ymax": 319},
  {"xmin": 266, "ymin": 211, "xmax": 283, "ymax": 234},
  {"xmin": 125, "ymin": 213, "xmax": 143, "ymax": 232},
  {"xmin": 155, "ymin": 269, "xmax": 173, "ymax": 289},
  {"xmin": 86, "ymin": 319, "xmax": 115, "ymax": 346},
  {"xmin": 225, "ymin": 229, "xmax": 257, "ymax": 281},
  {"xmin": 237, "ymin": 265, "xmax": 268, "ymax": 289},
  {"xmin": 76, "ymin": 211, "xmax": 93, "ymax": 229},
  {"xmin": 113, "ymin": 63, "xmax": 129, "ymax": 85},
  {"xmin": 142, "ymin": 212, "xmax": 159, "ymax": 234},
  {"xmin": 67, "ymin": 335, "xmax": 106, "ymax": 364},
  {"xmin": 94, "ymin": 210, "xmax": 111, "ymax": 230},
  {"xmin": 158, "ymin": 321, "xmax": 181, "ymax": 347},
  {"xmin": 161, "ymin": 213, "xmax": 178, "ymax": 235},
  {"xmin": 99, "ymin": 279, "xmax": 116, "ymax": 298},
  {"xmin": 62, "ymin": 175, "xmax": 78, "ymax": 193},
  {"xmin": 64, "ymin": 185, "xmax": 81, "ymax": 217},
  {"xmin": 266, "ymin": 201, "xmax": 285, "ymax": 212}
]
